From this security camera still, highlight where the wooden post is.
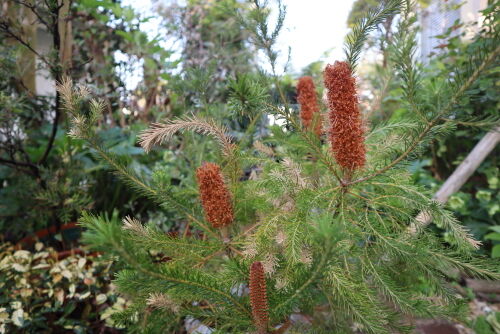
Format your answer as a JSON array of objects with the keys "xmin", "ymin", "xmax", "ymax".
[{"xmin": 411, "ymin": 126, "xmax": 500, "ymax": 231}]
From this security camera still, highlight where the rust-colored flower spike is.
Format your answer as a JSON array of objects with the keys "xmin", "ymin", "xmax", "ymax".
[
  {"xmin": 196, "ymin": 162, "xmax": 234, "ymax": 228},
  {"xmin": 296, "ymin": 76, "xmax": 322, "ymax": 137},
  {"xmin": 249, "ymin": 261, "xmax": 269, "ymax": 334},
  {"xmin": 324, "ymin": 61, "xmax": 366, "ymax": 172}
]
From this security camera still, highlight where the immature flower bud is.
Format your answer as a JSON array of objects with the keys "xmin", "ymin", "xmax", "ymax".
[
  {"xmin": 249, "ymin": 261, "xmax": 269, "ymax": 334},
  {"xmin": 196, "ymin": 162, "xmax": 234, "ymax": 228},
  {"xmin": 297, "ymin": 76, "xmax": 322, "ymax": 137},
  {"xmin": 324, "ymin": 61, "xmax": 366, "ymax": 172}
]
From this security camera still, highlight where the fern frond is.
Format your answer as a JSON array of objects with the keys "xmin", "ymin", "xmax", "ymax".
[
  {"xmin": 326, "ymin": 265, "xmax": 391, "ymax": 334},
  {"xmin": 428, "ymin": 249, "xmax": 500, "ymax": 281},
  {"xmin": 138, "ymin": 115, "xmax": 235, "ymax": 157},
  {"xmin": 441, "ymin": 114, "xmax": 500, "ymax": 129},
  {"xmin": 253, "ymin": 140, "xmax": 274, "ymax": 156},
  {"xmin": 123, "ymin": 216, "xmax": 224, "ymax": 264},
  {"xmin": 426, "ymin": 204, "xmax": 481, "ymax": 250},
  {"xmin": 389, "ymin": 3, "xmax": 427, "ymax": 123},
  {"xmin": 86, "ymin": 141, "xmax": 218, "ymax": 239},
  {"xmin": 82, "ymin": 213, "xmax": 251, "ymax": 317},
  {"xmin": 362, "ymin": 258, "xmax": 421, "ymax": 315},
  {"xmin": 344, "ymin": 0, "xmax": 403, "ymax": 70}
]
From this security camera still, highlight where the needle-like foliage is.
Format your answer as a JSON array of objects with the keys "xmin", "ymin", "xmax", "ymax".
[{"xmin": 63, "ymin": 1, "xmax": 500, "ymax": 332}]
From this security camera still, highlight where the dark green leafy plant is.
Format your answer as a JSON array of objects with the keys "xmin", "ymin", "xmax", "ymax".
[{"xmin": 0, "ymin": 0, "xmax": 175, "ymax": 238}]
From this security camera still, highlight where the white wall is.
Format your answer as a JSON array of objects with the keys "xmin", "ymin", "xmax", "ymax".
[
  {"xmin": 419, "ymin": 0, "xmax": 488, "ymax": 62},
  {"xmin": 35, "ymin": 28, "xmax": 56, "ymax": 97}
]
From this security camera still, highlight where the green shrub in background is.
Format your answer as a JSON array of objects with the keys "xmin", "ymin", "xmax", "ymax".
[
  {"xmin": 0, "ymin": 0, "xmax": 263, "ymax": 240},
  {"xmin": 0, "ymin": 0, "xmax": 175, "ymax": 239},
  {"xmin": 408, "ymin": 3, "xmax": 499, "ymax": 258}
]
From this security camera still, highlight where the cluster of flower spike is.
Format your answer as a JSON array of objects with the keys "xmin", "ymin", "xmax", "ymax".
[
  {"xmin": 249, "ymin": 261, "xmax": 269, "ymax": 334},
  {"xmin": 324, "ymin": 61, "xmax": 366, "ymax": 172},
  {"xmin": 296, "ymin": 76, "xmax": 322, "ymax": 137},
  {"xmin": 196, "ymin": 162, "xmax": 234, "ymax": 228}
]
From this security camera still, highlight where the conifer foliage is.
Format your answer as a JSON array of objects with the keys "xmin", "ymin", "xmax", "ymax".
[{"xmin": 62, "ymin": 0, "xmax": 499, "ymax": 332}]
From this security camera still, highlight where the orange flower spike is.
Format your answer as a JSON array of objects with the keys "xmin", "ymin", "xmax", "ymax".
[
  {"xmin": 297, "ymin": 76, "xmax": 322, "ymax": 136},
  {"xmin": 324, "ymin": 61, "xmax": 366, "ymax": 172},
  {"xmin": 249, "ymin": 261, "xmax": 269, "ymax": 334},
  {"xmin": 196, "ymin": 162, "xmax": 234, "ymax": 228}
]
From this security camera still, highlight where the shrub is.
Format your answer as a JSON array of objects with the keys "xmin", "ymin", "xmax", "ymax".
[
  {"xmin": 59, "ymin": 1, "xmax": 500, "ymax": 333},
  {"xmin": 0, "ymin": 242, "xmax": 123, "ymax": 333}
]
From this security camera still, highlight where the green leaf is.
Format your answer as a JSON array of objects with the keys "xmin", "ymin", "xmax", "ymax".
[
  {"xmin": 485, "ymin": 233, "xmax": 500, "ymax": 241},
  {"xmin": 489, "ymin": 226, "xmax": 500, "ymax": 234},
  {"xmin": 448, "ymin": 195, "xmax": 466, "ymax": 210},
  {"xmin": 488, "ymin": 204, "xmax": 499, "ymax": 216},
  {"xmin": 476, "ymin": 190, "xmax": 492, "ymax": 202},
  {"xmin": 115, "ymin": 30, "xmax": 134, "ymax": 42},
  {"xmin": 492, "ymin": 245, "xmax": 500, "ymax": 258}
]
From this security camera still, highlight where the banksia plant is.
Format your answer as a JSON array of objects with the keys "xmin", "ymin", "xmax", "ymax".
[
  {"xmin": 324, "ymin": 61, "xmax": 366, "ymax": 174},
  {"xmin": 249, "ymin": 261, "xmax": 269, "ymax": 334},
  {"xmin": 66, "ymin": 0, "xmax": 500, "ymax": 333},
  {"xmin": 196, "ymin": 162, "xmax": 234, "ymax": 228},
  {"xmin": 296, "ymin": 76, "xmax": 322, "ymax": 136}
]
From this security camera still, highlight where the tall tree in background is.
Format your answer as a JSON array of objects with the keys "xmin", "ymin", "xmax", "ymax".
[
  {"xmin": 0, "ymin": 0, "xmax": 173, "ymax": 237},
  {"xmin": 156, "ymin": 0, "xmax": 256, "ymax": 105}
]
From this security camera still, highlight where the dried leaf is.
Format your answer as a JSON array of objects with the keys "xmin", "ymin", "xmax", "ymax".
[{"xmin": 52, "ymin": 274, "xmax": 63, "ymax": 283}]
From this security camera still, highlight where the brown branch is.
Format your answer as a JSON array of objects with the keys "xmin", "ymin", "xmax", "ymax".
[
  {"xmin": 0, "ymin": 21, "xmax": 51, "ymax": 68},
  {"xmin": 0, "ymin": 157, "xmax": 40, "ymax": 177},
  {"xmin": 38, "ymin": 108, "xmax": 61, "ymax": 164},
  {"xmin": 274, "ymin": 319, "xmax": 292, "ymax": 334},
  {"xmin": 38, "ymin": 2, "xmax": 63, "ymax": 165},
  {"xmin": 11, "ymin": 0, "xmax": 51, "ymax": 28}
]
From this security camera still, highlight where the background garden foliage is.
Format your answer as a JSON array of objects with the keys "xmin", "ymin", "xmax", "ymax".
[
  {"xmin": 0, "ymin": 0, "xmax": 499, "ymax": 333},
  {"xmin": 0, "ymin": 238, "xmax": 123, "ymax": 333}
]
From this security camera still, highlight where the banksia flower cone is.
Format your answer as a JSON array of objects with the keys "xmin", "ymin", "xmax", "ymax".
[
  {"xmin": 249, "ymin": 261, "xmax": 269, "ymax": 334},
  {"xmin": 324, "ymin": 61, "xmax": 366, "ymax": 172},
  {"xmin": 196, "ymin": 162, "xmax": 234, "ymax": 228},
  {"xmin": 297, "ymin": 76, "xmax": 322, "ymax": 137}
]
